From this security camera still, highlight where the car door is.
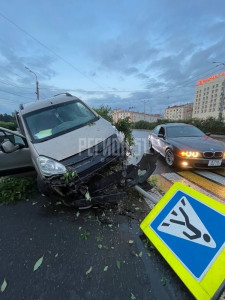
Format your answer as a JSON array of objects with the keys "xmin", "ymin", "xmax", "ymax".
[
  {"xmin": 0, "ymin": 128, "xmax": 34, "ymax": 176},
  {"xmin": 157, "ymin": 126, "xmax": 168, "ymax": 156},
  {"xmin": 151, "ymin": 125, "xmax": 160, "ymax": 151},
  {"xmin": 153, "ymin": 126, "xmax": 166, "ymax": 155}
]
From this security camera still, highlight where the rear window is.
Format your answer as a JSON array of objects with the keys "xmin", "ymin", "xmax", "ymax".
[{"xmin": 23, "ymin": 100, "xmax": 98, "ymax": 143}]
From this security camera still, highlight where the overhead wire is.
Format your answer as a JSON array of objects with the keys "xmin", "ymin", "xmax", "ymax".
[
  {"xmin": 0, "ymin": 12, "xmax": 105, "ymax": 90},
  {"xmin": 0, "ymin": 88, "xmax": 35, "ymax": 100},
  {"xmin": 0, "ymin": 12, "xmax": 224, "ymax": 109}
]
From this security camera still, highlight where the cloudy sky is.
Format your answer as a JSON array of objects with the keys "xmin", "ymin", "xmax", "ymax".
[{"xmin": 0, "ymin": 0, "xmax": 225, "ymax": 115}]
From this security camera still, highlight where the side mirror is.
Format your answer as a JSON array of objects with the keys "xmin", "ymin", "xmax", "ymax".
[
  {"xmin": 205, "ymin": 132, "xmax": 211, "ymax": 136},
  {"xmin": 158, "ymin": 133, "xmax": 164, "ymax": 138},
  {"xmin": 1, "ymin": 140, "xmax": 20, "ymax": 153}
]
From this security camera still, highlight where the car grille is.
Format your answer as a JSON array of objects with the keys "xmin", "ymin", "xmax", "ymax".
[
  {"xmin": 60, "ymin": 134, "xmax": 123, "ymax": 178},
  {"xmin": 203, "ymin": 151, "xmax": 223, "ymax": 158}
]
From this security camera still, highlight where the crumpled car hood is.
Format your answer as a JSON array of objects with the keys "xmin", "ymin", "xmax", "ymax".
[{"xmin": 33, "ymin": 118, "xmax": 116, "ymax": 161}]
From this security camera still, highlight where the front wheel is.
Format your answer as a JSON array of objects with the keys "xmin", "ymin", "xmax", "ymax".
[{"xmin": 165, "ymin": 149, "xmax": 175, "ymax": 167}]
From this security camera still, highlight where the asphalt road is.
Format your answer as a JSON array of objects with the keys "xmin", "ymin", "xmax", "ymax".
[{"xmin": 0, "ymin": 192, "xmax": 194, "ymax": 300}]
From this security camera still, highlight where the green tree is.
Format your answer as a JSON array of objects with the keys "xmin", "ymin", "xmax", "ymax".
[{"xmin": 94, "ymin": 106, "xmax": 113, "ymax": 123}]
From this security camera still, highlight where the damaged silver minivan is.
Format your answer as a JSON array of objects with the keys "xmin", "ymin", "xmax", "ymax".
[{"xmin": 0, "ymin": 93, "xmax": 157, "ymax": 208}]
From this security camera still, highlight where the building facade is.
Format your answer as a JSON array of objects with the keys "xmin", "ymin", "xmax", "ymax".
[
  {"xmin": 112, "ymin": 109, "xmax": 162, "ymax": 123},
  {"xmin": 192, "ymin": 71, "xmax": 225, "ymax": 119},
  {"xmin": 164, "ymin": 103, "xmax": 193, "ymax": 121}
]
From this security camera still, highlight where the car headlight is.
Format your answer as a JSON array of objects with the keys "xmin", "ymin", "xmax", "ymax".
[
  {"xmin": 37, "ymin": 156, "xmax": 66, "ymax": 176},
  {"xmin": 179, "ymin": 151, "xmax": 200, "ymax": 158}
]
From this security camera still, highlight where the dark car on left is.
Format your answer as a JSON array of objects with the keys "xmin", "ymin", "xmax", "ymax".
[{"xmin": 148, "ymin": 123, "xmax": 225, "ymax": 168}]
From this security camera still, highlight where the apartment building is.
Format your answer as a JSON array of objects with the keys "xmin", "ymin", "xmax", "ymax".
[
  {"xmin": 112, "ymin": 109, "xmax": 162, "ymax": 123},
  {"xmin": 164, "ymin": 103, "xmax": 193, "ymax": 120},
  {"xmin": 193, "ymin": 71, "xmax": 225, "ymax": 119}
]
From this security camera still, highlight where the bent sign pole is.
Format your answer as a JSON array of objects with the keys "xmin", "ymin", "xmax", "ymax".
[{"xmin": 140, "ymin": 182, "xmax": 225, "ymax": 300}]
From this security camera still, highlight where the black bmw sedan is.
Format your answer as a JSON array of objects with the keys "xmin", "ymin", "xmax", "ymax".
[{"xmin": 148, "ymin": 123, "xmax": 225, "ymax": 168}]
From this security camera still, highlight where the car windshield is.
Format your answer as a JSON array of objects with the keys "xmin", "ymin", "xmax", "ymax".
[
  {"xmin": 24, "ymin": 100, "xmax": 98, "ymax": 142},
  {"xmin": 166, "ymin": 125, "xmax": 205, "ymax": 138}
]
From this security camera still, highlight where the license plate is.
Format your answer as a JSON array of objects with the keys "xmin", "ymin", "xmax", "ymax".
[{"xmin": 208, "ymin": 159, "xmax": 222, "ymax": 166}]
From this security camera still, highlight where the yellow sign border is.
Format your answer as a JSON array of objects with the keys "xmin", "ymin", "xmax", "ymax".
[{"xmin": 140, "ymin": 182, "xmax": 225, "ymax": 300}]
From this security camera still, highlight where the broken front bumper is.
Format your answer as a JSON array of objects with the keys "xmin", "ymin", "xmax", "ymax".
[{"xmin": 41, "ymin": 151, "xmax": 158, "ymax": 208}]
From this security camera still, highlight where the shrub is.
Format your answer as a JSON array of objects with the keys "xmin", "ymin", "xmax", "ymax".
[
  {"xmin": 0, "ymin": 121, "xmax": 17, "ymax": 130},
  {"xmin": 94, "ymin": 106, "xmax": 113, "ymax": 123},
  {"xmin": 114, "ymin": 117, "xmax": 134, "ymax": 146},
  {"xmin": 0, "ymin": 177, "xmax": 37, "ymax": 204},
  {"xmin": 94, "ymin": 106, "xmax": 134, "ymax": 145},
  {"xmin": 132, "ymin": 117, "xmax": 225, "ymax": 135}
]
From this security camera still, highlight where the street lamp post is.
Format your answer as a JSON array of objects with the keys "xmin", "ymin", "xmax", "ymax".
[
  {"xmin": 141, "ymin": 99, "xmax": 150, "ymax": 121},
  {"xmin": 25, "ymin": 66, "xmax": 39, "ymax": 100}
]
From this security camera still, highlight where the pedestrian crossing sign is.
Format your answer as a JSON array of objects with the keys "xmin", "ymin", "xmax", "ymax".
[{"xmin": 140, "ymin": 182, "xmax": 225, "ymax": 300}]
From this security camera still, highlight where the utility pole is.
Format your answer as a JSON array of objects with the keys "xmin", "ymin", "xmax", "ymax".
[
  {"xmin": 25, "ymin": 66, "xmax": 39, "ymax": 100},
  {"xmin": 141, "ymin": 99, "xmax": 150, "ymax": 121}
]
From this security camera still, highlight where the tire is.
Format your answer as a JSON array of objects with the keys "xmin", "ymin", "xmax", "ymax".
[{"xmin": 165, "ymin": 149, "xmax": 175, "ymax": 167}]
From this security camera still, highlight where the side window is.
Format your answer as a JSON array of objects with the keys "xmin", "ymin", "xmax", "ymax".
[
  {"xmin": 158, "ymin": 127, "xmax": 165, "ymax": 137},
  {"xmin": 14, "ymin": 135, "xmax": 26, "ymax": 146},
  {"xmin": 153, "ymin": 126, "xmax": 160, "ymax": 135},
  {"xmin": 0, "ymin": 132, "xmax": 15, "ymax": 144},
  {"xmin": 0, "ymin": 130, "xmax": 26, "ymax": 152}
]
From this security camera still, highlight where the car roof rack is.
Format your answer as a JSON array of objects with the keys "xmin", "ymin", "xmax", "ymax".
[{"xmin": 54, "ymin": 92, "xmax": 73, "ymax": 97}]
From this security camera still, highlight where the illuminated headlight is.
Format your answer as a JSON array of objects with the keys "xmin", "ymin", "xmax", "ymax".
[
  {"xmin": 179, "ymin": 151, "xmax": 200, "ymax": 158},
  {"xmin": 37, "ymin": 156, "xmax": 66, "ymax": 176},
  {"xmin": 223, "ymin": 152, "xmax": 225, "ymax": 158}
]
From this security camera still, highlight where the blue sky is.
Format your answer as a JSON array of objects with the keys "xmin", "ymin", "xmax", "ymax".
[{"xmin": 0, "ymin": 0, "xmax": 225, "ymax": 115}]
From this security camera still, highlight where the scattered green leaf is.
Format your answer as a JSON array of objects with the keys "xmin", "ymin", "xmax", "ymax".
[
  {"xmin": 131, "ymin": 293, "xmax": 136, "ymax": 300},
  {"xmin": 98, "ymin": 244, "xmax": 102, "ymax": 249},
  {"xmin": 161, "ymin": 276, "xmax": 167, "ymax": 286},
  {"xmin": 1, "ymin": 279, "xmax": 7, "ymax": 293},
  {"xmin": 96, "ymin": 236, "xmax": 102, "ymax": 242},
  {"xmin": 129, "ymin": 240, "xmax": 134, "ymax": 244},
  {"xmin": 33, "ymin": 256, "xmax": 44, "ymax": 271},
  {"xmin": 81, "ymin": 231, "xmax": 90, "ymax": 240},
  {"xmin": 116, "ymin": 260, "xmax": 121, "ymax": 269},
  {"xmin": 85, "ymin": 192, "xmax": 91, "ymax": 201},
  {"xmin": 76, "ymin": 211, "xmax": 80, "ymax": 217},
  {"xmin": 104, "ymin": 266, "xmax": 108, "ymax": 271},
  {"xmin": 139, "ymin": 251, "xmax": 143, "ymax": 258},
  {"xmin": 86, "ymin": 266, "xmax": 92, "ymax": 275}
]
